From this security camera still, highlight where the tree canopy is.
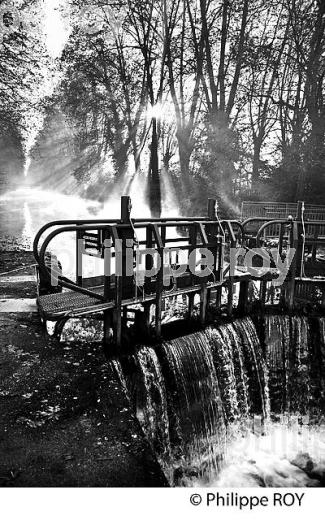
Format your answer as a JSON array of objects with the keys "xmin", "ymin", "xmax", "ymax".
[{"xmin": 2, "ymin": 0, "xmax": 325, "ymax": 215}]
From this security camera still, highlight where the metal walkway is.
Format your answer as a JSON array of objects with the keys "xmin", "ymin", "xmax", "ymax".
[{"xmin": 34, "ymin": 197, "xmax": 325, "ymax": 347}]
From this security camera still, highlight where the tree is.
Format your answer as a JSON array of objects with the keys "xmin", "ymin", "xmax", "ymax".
[{"xmin": 0, "ymin": 0, "xmax": 49, "ymax": 188}]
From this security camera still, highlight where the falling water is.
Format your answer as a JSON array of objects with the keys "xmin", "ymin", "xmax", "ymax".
[
  {"xmin": 212, "ymin": 315, "xmax": 325, "ymax": 488},
  {"xmin": 117, "ymin": 315, "xmax": 325, "ymax": 486},
  {"xmin": 207, "ymin": 318, "xmax": 270, "ymax": 423},
  {"xmin": 126, "ymin": 348, "xmax": 171, "ymax": 466},
  {"xmin": 158, "ymin": 333, "xmax": 226, "ymax": 484},
  {"xmin": 264, "ymin": 315, "xmax": 324, "ymax": 415},
  {"xmin": 318, "ymin": 318, "xmax": 325, "ymax": 405}
]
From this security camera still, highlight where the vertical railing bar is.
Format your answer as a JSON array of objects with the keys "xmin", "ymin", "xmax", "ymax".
[
  {"xmin": 103, "ymin": 226, "xmax": 112, "ymax": 348},
  {"xmin": 111, "ymin": 226, "xmax": 122, "ymax": 348},
  {"xmin": 188, "ymin": 223, "xmax": 197, "ymax": 319},
  {"xmin": 76, "ymin": 228, "xmax": 83, "ymax": 286},
  {"xmin": 151, "ymin": 224, "xmax": 164, "ymax": 340}
]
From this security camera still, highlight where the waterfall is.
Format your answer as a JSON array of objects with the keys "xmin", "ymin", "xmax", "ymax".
[
  {"xmin": 117, "ymin": 315, "xmax": 325, "ymax": 486},
  {"xmin": 207, "ymin": 318, "xmax": 270, "ymax": 422},
  {"xmin": 264, "ymin": 315, "xmax": 325, "ymax": 415},
  {"xmin": 318, "ymin": 318, "xmax": 325, "ymax": 404},
  {"xmin": 159, "ymin": 333, "xmax": 226, "ymax": 484}
]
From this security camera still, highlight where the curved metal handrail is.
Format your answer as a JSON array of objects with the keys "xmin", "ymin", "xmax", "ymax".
[
  {"xmin": 255, "ymin": 218, "xmax": 325, "ymax": 248},
  {"xmin": 36, "ymin": 217, "xmax": 245, "ymax": 300},
  {"xmin": 33, "ymin": 219, "xmax": 118, "ymax": 264},
  {"xmin": 242, "ymin": 216, "xmax": 285, "ymax": 231},
  {"xmin": 255, "ymin": 219, "xmax": 290, "ymax": 247},
  {"xmin": 33, "ymin": 216, "xmax": 213, "ymax": 264},
  {"xmin": 38, "ymin": 224, "xmax": 119, "ymax": 300},
  {"xmin": 38, "ymin": 219, "xmax": 232, "ymax": 267}
]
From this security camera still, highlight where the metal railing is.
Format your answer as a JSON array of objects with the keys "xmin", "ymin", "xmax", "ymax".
[
  {"xmin": 241, "ymin": 201, "xmax": 325, "ymax": 237},
  {"xmin": 33, "ymin": 197, "xmax": 325, "ymax": 347}
]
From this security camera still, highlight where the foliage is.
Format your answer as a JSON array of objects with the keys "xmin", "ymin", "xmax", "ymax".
[{"xmin": 3, "ymin": 0, "xmax": 325, "ymax": 213}]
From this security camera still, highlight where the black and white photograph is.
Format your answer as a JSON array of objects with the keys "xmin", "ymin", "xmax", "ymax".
[{"xmin": 0, "ymin": 0, "xmax": 325, "ymax": 517}]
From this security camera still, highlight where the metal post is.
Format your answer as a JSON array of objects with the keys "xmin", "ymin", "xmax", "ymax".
[
  {"xmin": 278, "ymin": 222, "xmax": 285, "ymax": 260},
  {"xmin": 208, "ymin": 198, "xmax": 217, "ymax": 220},
  {"xmin": 215, "ymin": 286, "xmax": 222, "ymax": 310},
  {"xmin": 145, "ymin": 225, "xmax": 153, "ymax": 298},
  {"xmin": 142, "ymin": 226, "xmax": 153, "ymax": 338},
  {"xmin": 110, "ymin": 226, "xmax": 123, "ymax": 348},
  {"xmin": 113, "ymin": 276, "xmax": 122, "ymax": 347},
  {"xmin": 103, "ymin": 228, "xmax": 113, "ymax": 349},
  {"xmin": 260, "ymin": 280, "xmax": 267, "ymax": 308},
  {"xmin": 103, "ymin": 310, "xmax": 112, "ymax": 346},
  {"xmin": 215, "ymin": 234, "xmax": 224, "ymax": 312},
  {"xmin": 312, "ymin": 228, "xmax": 318, "ymax": 262},
  {"xmin": 76, "ymin": 228, "xmax": 83, "ymax": 286},
  {"xmin": 200, "ymin": 285, "xmax": 208, "ymax": 326},
  {"xmin": 152, "ymin": 224, "xmax": 163, "ymax": 340},
  {"xmin": 286, "ymin": 219, "xmax": 298, "ymax": 310},
  {"xmin": 227, "ymin": 281, "xmax": 234, "ymax": 316},
  {"xmin": 238, "ymin": 280, "xmax": 249, "ymax": 314},
  {"xmin": 206, "ymin": 199, "xmax": 219, "ymax": 284},
  {"xmin": 120, "ymin": 196, "xmax": 135, "ymax": 299},
  {"xmin": 121, "ymin": 196, "xmax": 132, "ymax": 223},
  {"xmin": 188, "ymin": 224, "xmax": 197, "ymax": 318},
  {"xmin": 296, "ymin": 200, "xmax": 305, "ymax": 277},
  {"xmin": 142, "ymin": 303, "xmax": 151, "ymax": 338}
]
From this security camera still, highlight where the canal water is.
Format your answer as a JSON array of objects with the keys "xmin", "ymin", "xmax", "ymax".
[
  {"xmin": 0, "ymin": 185, "xmax": 179, "ymax": 278},
  {"xmin": 0, "ymin": 187, "xmax": 102, "ymax": 248},
  {"xmin": 0, "ymin": 187, "xmax": 105, "ymax": 279}
]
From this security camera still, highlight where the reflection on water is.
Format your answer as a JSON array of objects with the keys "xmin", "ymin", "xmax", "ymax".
[
  {"xmin": 0, "ymin": 188, "xmax": 108, "ymax": 278},
  {"xmin": 0, "ymin": 186, "xmax": 181, "ymax": 279},
  {"xmin": 0, "ymin": 187, "xmax": 103, "ymax": 248},
  {"xmin": 22, "ymin": 202, "xmax": 33, "ymax": 248},
  {"xmin": 0, "ymin": 187, "xmax": 156, "ymax": 278}
]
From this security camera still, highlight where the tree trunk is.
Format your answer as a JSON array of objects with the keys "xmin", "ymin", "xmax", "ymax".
[
  {"xmin": 149, "ymin": 118, "xmax": 161, "ymax": 218},
  {"xmin": 252, "ymin": 139, "xmax": 262, "ymax": 183}
]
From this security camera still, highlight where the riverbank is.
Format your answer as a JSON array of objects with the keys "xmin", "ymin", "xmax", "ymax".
[{"xmin": 0, "ymin": 248, "xmax": 167, "ymax": 487}]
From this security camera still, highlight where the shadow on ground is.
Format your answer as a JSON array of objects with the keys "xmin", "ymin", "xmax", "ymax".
[{"xmin": 0, "ymin": 251, "xmax": 167, "ymax": 487}]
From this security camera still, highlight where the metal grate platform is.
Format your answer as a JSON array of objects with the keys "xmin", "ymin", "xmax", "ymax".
[
  {"xmin": 37, "ymin": 288, "xmax": 112, "ymax": 320},
  {"xmin": 37, "ymin": 266, "xmax": 283, "ymax": 321}
]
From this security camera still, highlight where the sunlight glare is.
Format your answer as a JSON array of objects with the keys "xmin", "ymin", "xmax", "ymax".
[
  {"xmin": 23, "ymin": 156, "xmax": 31, "ymax": 177},
  {"xmin": 43, "ymin": 0, "xmax": 70, "ymax": 58},
  {"xmin": 146, "ymin": 103, "xmax": 165, "ymax": 122}
]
